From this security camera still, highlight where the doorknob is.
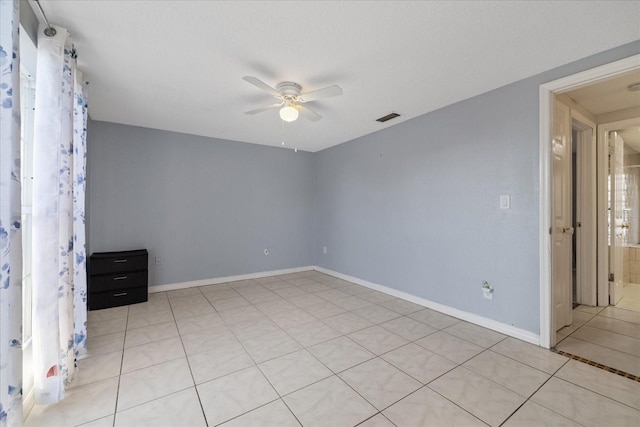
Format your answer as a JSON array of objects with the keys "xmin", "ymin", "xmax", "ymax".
[{"xmin": 563, "ymin": 227, "xmax": 574, "ymax": 234}]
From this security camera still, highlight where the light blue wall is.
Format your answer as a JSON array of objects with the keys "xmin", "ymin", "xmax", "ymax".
[
  {"xmin": 313, "ymin": 41, "xmax": 640, "ymax": 334},
  {"xmin": 88, "ymin": 121, "xmax": 315, "ymax": 286}
]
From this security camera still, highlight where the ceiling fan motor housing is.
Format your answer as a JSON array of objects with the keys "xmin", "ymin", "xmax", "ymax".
[{"xmin": 276, "ymin": 82, "xmax": 302, "ymax": 98}]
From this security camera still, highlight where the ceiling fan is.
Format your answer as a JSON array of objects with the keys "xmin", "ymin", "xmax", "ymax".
[{"xmin": 243, "ymin": 76, "xmax": 343, "ymax": 122}]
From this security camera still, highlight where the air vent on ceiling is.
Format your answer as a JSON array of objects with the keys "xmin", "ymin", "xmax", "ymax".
[
  {"xmin": 376, "ymin": 112, "xmax": 400, "ymax": 123},
  {"xmin": 628, "ymin": 82, "xmax": 640, "ymax": 92}
]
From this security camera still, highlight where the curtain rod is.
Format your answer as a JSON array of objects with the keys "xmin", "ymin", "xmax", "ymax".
[{"xmin": 28, "ymin": 0, "xmax": 57, "ymax": 37}]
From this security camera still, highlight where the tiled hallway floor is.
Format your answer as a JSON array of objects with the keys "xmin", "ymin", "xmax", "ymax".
[
  {"xmin": 556, "ymin": 304, "xmax": 640, "ymax": 378},
  {"xmin": 25, "ymin": 271, "xmax": 640, "ymax": 426},
  {"xmin": 616, "ymin": 283, "xmax": 640, "ymax": 312}
]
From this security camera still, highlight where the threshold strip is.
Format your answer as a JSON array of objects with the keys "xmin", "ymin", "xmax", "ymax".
[{"xmin": 552, "ymin": 348, "xmax": 640, "ymax": 382}]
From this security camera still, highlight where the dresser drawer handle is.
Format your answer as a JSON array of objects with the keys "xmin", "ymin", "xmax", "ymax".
[
  {"xmin": 113, "ymin": 276, "xmax": 128, "ymax": 281},
  {"xmin": 113, "ymin": 259, "xmax": 128, "ymax": 263},
  {"xmin": 113, "ymin": 292, "xmax": 128, "ymax": 297}
]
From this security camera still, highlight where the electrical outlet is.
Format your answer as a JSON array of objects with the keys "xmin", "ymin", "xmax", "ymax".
[
  {"xmin": 323, "ymin": 246, "xmax": 328, "ymax": 255},
  {"xmin": 482, "ymin": 281, "xmax": 493, "ymax": 300},
  {"xmin": 500, "ymin": 195, "xmax": 511, "ymax": 210},
  {"xmin": 264, "ymin": 248, "xmax": 270, "ymax": 256},
  {"xmin": 155, "ymin": 257, "xmax": 161, "ymax": 266}
]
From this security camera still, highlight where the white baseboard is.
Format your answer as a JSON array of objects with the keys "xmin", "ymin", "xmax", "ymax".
[
  {"xmin": 313, "ymin": 266, "xmax": 541, "ymax": 346},
  {"xmin": 148, "ymin": 266, "xmax": 315, "ymax": 293}
]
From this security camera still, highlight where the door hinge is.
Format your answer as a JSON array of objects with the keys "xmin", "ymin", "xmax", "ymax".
[{"xmin": 609, "ymin": 273, "xmax": 614, "ymax": 282}]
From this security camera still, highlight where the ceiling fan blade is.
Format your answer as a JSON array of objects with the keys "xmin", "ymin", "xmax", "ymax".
[
  {"xmin": 297, "ymin": 104, "xmax": 322, "ymax": 122},
  {"xmin": 243, "ymin": 76, "xmax": 281, "ymax": 98},
  {"xmin": 298, "ymin": 85, "xmax": 343, "ymax": 103},
  {"xmin": 245, "ymin": 103, "xmax": 282, "ymax": 115}
]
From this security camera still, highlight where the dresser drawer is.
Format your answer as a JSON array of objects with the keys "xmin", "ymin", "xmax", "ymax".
[
  {"xmin": 90, "ymin": 249, "xmax": 148, "ymax": 275},
  {"xmin": 89, "ymin": 286, "xmax": 148, "ymax": 310},
  {"xmin": 89, "ymin": 270, "xmax": 148, "ymax": 293}
]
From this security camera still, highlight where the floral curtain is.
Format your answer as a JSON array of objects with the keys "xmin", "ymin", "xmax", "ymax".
[
  {"xmin": 32, "ymin": 24, "xmax": 88, "ymax": 405},
  {"xmin": 0, "ymin": 0, "xmax": 23, "ymax": 424},
  {"xmin": 72, "ymin": 71, "xmax": 88, "ymax": 358}
]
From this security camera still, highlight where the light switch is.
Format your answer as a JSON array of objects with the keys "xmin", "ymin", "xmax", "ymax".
[{"xmin": 500, "ymin": 195, "xmax": 510, "ymax": 210}]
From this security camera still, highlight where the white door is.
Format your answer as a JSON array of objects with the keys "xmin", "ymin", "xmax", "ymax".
[
  {"xmin": 552, "ymin": 99, "xmax": 573, "ymax": 331},
  {"xmin": 610, "ymin": 131, "xmax": 624, "ymax": 305}
]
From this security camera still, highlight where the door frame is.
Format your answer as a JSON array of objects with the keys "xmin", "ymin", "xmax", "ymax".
[
  {"xmin": 539, "ymin": 54, "xmax": 640, "ymax": 349},
  {"xmin": 573, "ymin": 112, "xmax": 597, "ymax": 307}
]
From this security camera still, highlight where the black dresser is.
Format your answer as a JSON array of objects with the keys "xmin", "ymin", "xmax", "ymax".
[{"xmin": 88, "ymin": 249, "xmax": 148, "ymax": 310}]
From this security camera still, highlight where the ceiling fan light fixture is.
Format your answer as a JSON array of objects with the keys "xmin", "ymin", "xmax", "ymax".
[
  {"xmin": 280, "ymin": 105, "xmax": 299, "ymax": 122},
  {"xmin": 244, "ymin": 76, "xmax": 340, "ymax": 123}
]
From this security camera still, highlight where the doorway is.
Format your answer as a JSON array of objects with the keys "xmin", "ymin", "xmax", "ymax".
[
  {"xmin": 555, "ymin": 116, "xmax": 640, "ymax": 377},
  {"xmin": 541, "ymin": 57, "xmax": 640, "ymax": 377},
  {"xmin": 539, "ymin": 54, "xmax": 640, "ymax": 349},
  {"xmin": 617, "ymin": 128, "xmax": 640, "ymax": 312},
  {"xmin": 601, "ymin": 118, "xmax": 640, "ymax": 312},
  {"xmin": 619, "ymin": 143, "xmax": 640, "ymax": 312}
]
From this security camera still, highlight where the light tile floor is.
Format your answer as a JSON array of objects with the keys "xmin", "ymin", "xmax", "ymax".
[
  {"xmin": 616, "ymin": 283, "xmax": 640, "ymax": 312},
  {"xmin": 25, "ymin": 271, "xmax": 640, "ymax": 427},
  {"xmin": 557, "ymin": 304, "xmax": 640, "ymax": 377}
]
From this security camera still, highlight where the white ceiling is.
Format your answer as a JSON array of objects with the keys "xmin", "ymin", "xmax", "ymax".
[
  {"xmin": 566, "ymin": 70, "xmax": 640, "ymax": 116},
  {"xmin": 39, "ymin": 1, "xmax": 640, "ymax": 152},
  {"xmin": 565, "ymin": 70, "xmax": 640, "ymax": 149}
]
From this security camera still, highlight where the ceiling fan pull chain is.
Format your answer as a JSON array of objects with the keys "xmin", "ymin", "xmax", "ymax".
[{"xmin": 281, "ymin": 119, "xmax": 285, "ymax": 146}]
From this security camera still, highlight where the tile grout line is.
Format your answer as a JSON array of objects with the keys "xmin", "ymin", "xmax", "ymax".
[
  {"xmin": 591, "ymin": 309, "xmax": 640, "ymax": 327},
  {"xmin": 552, "ymin": 365, "xmax": 640, "ymax": 412},
  {"xmin": 558, "ymin": 330, "xmax": 640, "ymax": 359},
  {"xmin": 328, "ymin": 311, "xmax": 513, "ymax": 410},
  {"xmin": 496, "ymin": 374, "xmax": 572, "ymax": 427},
  {"xmin": 111, "ymin": 305, "xmax": 130, "ymax": 426},
  {"xmin": 336, "ymin": 335, "xmax": 489, "ymax": 424},
  {"xmin": 493, "ymin": 347, "xmax": 573, "ymax": 426},
  {"xmin": 572, "ymin": 313, "xmax": 640, "ymax": 342},
  {"xmin": 595, "ymin": 307, "xmax": 640, "ymax": 325},
  {"xmin": 429, "ymin": 340, "xmax": 567, "ymax": 427},
  {"xmin": 486, "ymin": 339, "xmax": 560, "ymax": 377},
  {"xmin": 171, "ymin": 294, "xmax": 211, "ymax": 427},
  {"xmin": 422, "ymin": 383, "xmax": 490, "ymax": 427},
  {"xmin": 354, "ymin": 412, "xmax": 395, "ymax": 426}
]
